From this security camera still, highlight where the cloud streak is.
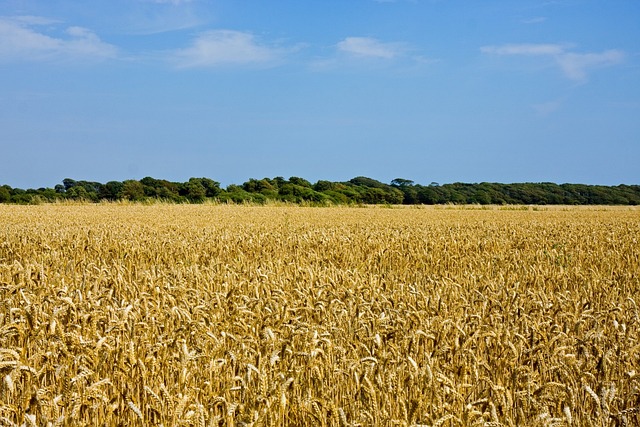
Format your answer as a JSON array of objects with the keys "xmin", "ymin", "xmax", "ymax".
[
  {"xmin": 173, "ymin": 30, "xmax": 288, "ymax": 68},
  {"xmin": 481, "ymin": 42, "xmax": 624, "ymax": 82},
  {"xmin": 0, "ymin": 16, "xmax": 118, "ymax": 62},
  {"xmin": 309, "ymin": 36, "xmax": 430, "ymax": 71},
  {"xmin": 481, "ymin": 43, "xmax": 566, "ymax": 56},
  {"xmin": 337, "ymin": 37, "xmax": 404, "ymax": 59},
  {"xmin": 532, "ymin": 98, "xmax": 564, "ymax": 116},
  {"xmin": 556, "ymin": 50, "xmax": 625, "ymax": 82},
  {"xmin": 128, "ymin": 0, "xmax": 206, "ymax": 34}
]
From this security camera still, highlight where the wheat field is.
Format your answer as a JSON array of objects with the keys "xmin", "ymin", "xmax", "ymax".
[{"xmin": 1, "ymin": 204, "xmax": 639, "ymax": 426}]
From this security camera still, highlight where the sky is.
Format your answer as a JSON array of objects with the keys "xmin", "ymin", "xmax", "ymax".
[{"xmin": 1, "ymin": 0, "xmax": 639, "ymax": 189}]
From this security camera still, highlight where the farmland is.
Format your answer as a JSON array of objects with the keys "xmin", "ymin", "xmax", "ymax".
[{"xmin": 1, "ymin": 204, "xmax": 639, "ymax": 426}]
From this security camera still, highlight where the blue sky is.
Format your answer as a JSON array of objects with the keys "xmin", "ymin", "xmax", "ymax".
[{"xmin": 1, "ymin": 0, "xmax": 639, "ymax": 188}]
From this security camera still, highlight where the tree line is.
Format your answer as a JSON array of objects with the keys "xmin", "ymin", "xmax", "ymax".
[{"xmin": 1, "ymin": 176, "xmax": 639, "ymax": 205}]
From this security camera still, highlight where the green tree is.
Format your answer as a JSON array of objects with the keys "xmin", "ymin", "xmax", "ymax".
[
  {"xmin": 314, "ymin": 180, "xmax": 334, "ymax": 192},
  {"xmin": 199, "ymin": 178, "xmax": 221, "ymax": 197},
  {"xmin": 66, "ymin": 186, "xmax": 90, "ymax": 200},
  {"xmin": 122, "ymin": 180, "xmax": 145, "ymax": 201},
  {"xmin": 185, "ymin": 178, "xmax": 207, "ymax": 202},
  {"xmin": 349, "ymin": 176, "xmax": 387, "ymax": 188},
  {"xmin": 391, "ymin": 178, "xmax": 414, "ymax": 187},
  {"xmin": 62, "ymin": 178, "xmax": 76, "ymax": 191},
  {"xmin": 243, "ymin": 178, "xmax": 273, "ymax": 194},
  {"xmin": 101, "ymin": 181, "xmax": 124, "ymax": 200},
  {"xmin": 0, "ymin": 185, "xmax": 11, "ymax": 203},
  {"xmin": 289, "ymin": 176, "xmax": 312, "ymax": 188}
]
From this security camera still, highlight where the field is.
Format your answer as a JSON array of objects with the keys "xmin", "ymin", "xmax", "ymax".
[{"xmin": 1, "ymin": 204, "xmax": 639, "ymax": 427}]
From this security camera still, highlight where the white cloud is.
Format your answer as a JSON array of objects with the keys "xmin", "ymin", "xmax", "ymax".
[
  {"xmin": 337, "ymin": 37, "xmax": 403, "ymax": 59},
  {"xmin": 310, "ymin": 36, "xmax": 430, "ymax": 71},
  {"xmin": 532, "ymin": 98, "xmax": 564, "ymax": 116},
  {"xmin": 12, "ymin": 15, "xmax": 61, "ymax": 26},
  {"xmin": 174, "ymin": 30, "xmax": 285, "ymax": 68},
  {"xmin": 480, "ymin": 43, "xmax": 566, "ymax": 56},
  {"xmin": 556, "ymin": 50, "xmax": 625, "ymax": 82},
  {"xmin": 123, "ymin": 0, "xmax": 206, "ymax": 35},
  {"xmin": 125, "ymin": 11, "xmax": 204, "ymax": 35},
  {"xmin": 0, "ymin": 17, "xmax": 118, "ymax": 62},
  {"xmin": 481, "ymin": 43, "xmax": 625, "ymax": 82}
]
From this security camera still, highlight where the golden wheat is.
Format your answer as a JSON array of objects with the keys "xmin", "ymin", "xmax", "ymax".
[{"xmin": 0, "ymin": 204, "xmax": 639, "ymax": 426}]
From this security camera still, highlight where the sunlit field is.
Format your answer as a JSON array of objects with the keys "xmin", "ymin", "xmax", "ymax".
[{"xmin": 1, "ymin": 204, "xmax": 639, "ymax": 426}]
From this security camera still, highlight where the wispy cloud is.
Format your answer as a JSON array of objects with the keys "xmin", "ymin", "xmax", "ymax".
[
  {"xmin": 481, "ymin": 43, "xmax": 567, "ymax": 56},
  {"xmin": 125, "ymin": 0, "xmax": 207, "ymax": 34},
  {"xmin": 173, "ymin": 30, "xmax": 289, "ymax": 68},
  {"xmin": 11, "ymin": 15, "xmax": 61, "ymax": 26},
  {"xmin": 337, "ymin": 37, "xmax": 405, "ymax": 59},
  {"xmin": 556, "ymin": 50, "xmax": 625, "ymax": 82},
  {"xmin": 125, "ymin": 11, "xmax": 204, "ymax": 35},
  {"xmin": 481, "ymin": 43, "xmax": 625, "ymax": 82},
  {"xmin": 311, "ymin": 36, "xmax": 432, "ymax": 71},
  {"xmin": 532, "ymin": 98, "xmax": 564, "ymax": 116},
  {"xmin": 0, "ymin": 16, "xmax": 118, "ymax": 63}
]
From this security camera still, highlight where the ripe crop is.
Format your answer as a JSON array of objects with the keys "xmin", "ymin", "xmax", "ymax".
[{"xmin": 1, "ymin": 204, "xmax": 639, "ymax": 426}]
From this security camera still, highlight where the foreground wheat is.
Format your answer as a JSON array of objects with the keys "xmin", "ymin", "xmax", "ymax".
[{"xmin": 1, "ymin": 204, "xmax": 639, "ymax": 426}]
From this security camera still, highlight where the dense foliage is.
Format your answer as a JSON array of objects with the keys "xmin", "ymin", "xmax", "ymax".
[{"xmin": 1, "ymin": 176, "xmax": 639, "ymax": 205}]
